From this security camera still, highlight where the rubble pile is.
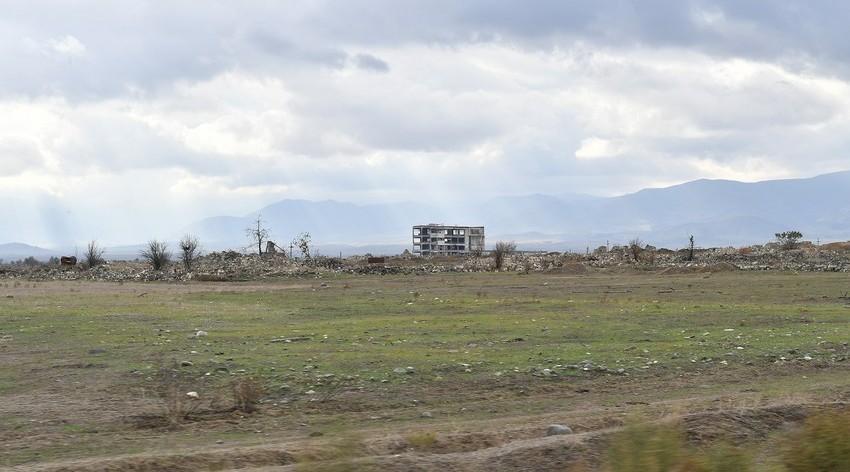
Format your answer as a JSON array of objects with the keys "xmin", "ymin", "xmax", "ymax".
[{"xmin": 1, "ymin": 243, "xmax": 849, "ymax": 281}]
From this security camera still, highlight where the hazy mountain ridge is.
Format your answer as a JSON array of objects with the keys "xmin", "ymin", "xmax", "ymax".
[
  {"xmin": 3, "ymin": 171, "xmax": 849, "ymax": 259},
  {"xmin": 183, "ymin": 171, "xmax": 849, "ymax": 253}
]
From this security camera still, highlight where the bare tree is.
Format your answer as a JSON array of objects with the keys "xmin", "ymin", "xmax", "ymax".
[
  {"xmin": 245, "ymin": 215, "xmax": 270, "ymax": 255},
  {"xmin": 687, "ymin": 235, "xmax": 695, "ymax": 262},
  {"xmin": 628, "ymin": 238, "xmax": 643, "ymax": 263},
  {"xmin": 85, "ymin": 239, "xmax": 106, "ymax": 268},
  {"xmin": 492, "ymin": 240, "xmax": 516, "ymax": 270},
  {"xmin": 140, "ymin": 239, "xmax": 172, "ymax": 271},
  {"xmin": 292, "ymin": 232, "xmax": 311, "ymax": 260},
  {"xmin": 179, "ymin": 234, "xmax": 201, "ymax": 272}
]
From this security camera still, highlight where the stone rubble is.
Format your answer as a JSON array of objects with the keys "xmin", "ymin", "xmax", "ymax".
[{"xmin": 1, "ymin": 242, "xmax": 849, "ymax": 281}]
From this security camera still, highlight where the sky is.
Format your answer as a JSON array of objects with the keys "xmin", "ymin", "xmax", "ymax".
[{"xmin": 3, "ymin": 0, "xmax": 850, "ymax": 247}]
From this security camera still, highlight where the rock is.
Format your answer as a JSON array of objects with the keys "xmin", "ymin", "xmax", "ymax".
[
  {"xmin": 393, "ymin": 367, "xmax": 414, "ymax": 375},
  {"xmin": 195, "ymin": 330, "xmax": 208, "ymax": 337},
  {"xmin": 186, "ymin": 391, "xmax": 199, "ymax": 399},
  {"xmin": 421, "ymin": 411, "xmax": 433, "ymax": 418},
  {"xmin": 547, "ymin": 424, "xmax": 573, "ymax": 436},
  {"xmin": 181, "ymin": 360, "xmax": 193, "ymax": 366}
]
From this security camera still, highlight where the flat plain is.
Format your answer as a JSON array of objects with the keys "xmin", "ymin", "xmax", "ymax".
[{"xmin": 1, "ymin": 268, "xmax": 849, "ymax": 470}]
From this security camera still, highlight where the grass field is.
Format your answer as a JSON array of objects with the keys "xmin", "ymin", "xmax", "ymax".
[{"xmin": 1, "ymin": 269, "xmax": 849, "ymax": 470}]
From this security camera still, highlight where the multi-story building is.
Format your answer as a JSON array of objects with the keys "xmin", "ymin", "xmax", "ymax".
[{"xmin": 412, "ymin": 224, "xmax": 485, "ymax": 256}]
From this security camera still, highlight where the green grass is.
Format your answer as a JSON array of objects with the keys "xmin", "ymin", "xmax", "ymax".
[
  {"xmin": 2, "ymin": 271, "xmax": 849, "ymax": 391},
  {"xmin": 2, "ymin": 270, "xmax": 850, "ymax": 468}
]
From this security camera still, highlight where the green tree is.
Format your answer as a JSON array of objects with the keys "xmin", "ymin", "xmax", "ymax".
[{"xmin": 775, "ymin": 230, "xmax": 803, "ymax": 250}]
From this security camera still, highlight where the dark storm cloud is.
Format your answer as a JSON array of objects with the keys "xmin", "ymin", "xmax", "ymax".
[
  {"xmin": 6, "ymin": 0, "xmax": 850, "ymax": 100},
  {"xmin": 351, "ymin": 53, "xmax": 390, "ymax": 72}
]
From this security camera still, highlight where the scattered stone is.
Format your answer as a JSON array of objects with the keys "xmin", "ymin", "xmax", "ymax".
[
  {"xmin": 421, "ymin": 411, "xmax": 433, "ymax": 418},
  {"xmin": 4, "ymin": 245, "xmax": 850, "ymax": 283},
  {"xmin": 88, "ymin": 348, "xmax": 107, "ymax": 354},
  {"xmin": 186, "ymin": 391, "xmax": 199, "ymax": 399},
  {"xmin": 180, "ymin": 360, "xmax": 193, "ymax": 367},
  {"xmin": 547, "ymin": 424, "xmax": 573, "ymax": 436}
]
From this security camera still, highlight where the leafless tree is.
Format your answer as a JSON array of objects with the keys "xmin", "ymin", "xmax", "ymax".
[
  {"xmin": 292, "ymin": 232, "xmax": 311, "ymax": 260},
  {"xmin": 85, "ymin": 239, "xmax": 105, "ymax": 268},
  {"xmin": 628, "ymin": 238, "xmax": 643, "ymax": 263},
  {"xmin": 492, "ymin": 240, "xmax": 516, "ymax": 270},
  {"xmin": 179, "ymin": 234, "xmax": 201, "ymax": 272},
  {"xmin": 245, "ymin": 215, "xmax": 270, "ymax": 255},
  {"xmin": 687, "ymin": 235, "xmax": 695, "ymax": 262},
  {"xmin": 140, "ymin": 239, "xmax": 172, "ymax": 271}
]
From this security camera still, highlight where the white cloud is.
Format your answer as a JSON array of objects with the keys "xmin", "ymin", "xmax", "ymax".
[
  {"xmin": 49, "ymin": 35, "xmax": 86, "ymax": 56},
  {"xmin": 575, "ymin": 137, "xmax": 629, "ymax": 160},
  {"xmin": 3, "ymin": 2, "xmax": 850, "ymax": 245}
]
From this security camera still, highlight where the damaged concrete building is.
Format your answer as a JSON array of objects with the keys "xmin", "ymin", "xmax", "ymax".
[{"xmin": 412, "ymin": 224, "xmax": 485, "ymax": 256}]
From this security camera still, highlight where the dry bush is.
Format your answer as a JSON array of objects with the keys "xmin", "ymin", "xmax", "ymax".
[
  {"xmin": 84, "ymin": 239, "xmax": 106, "ymax": 268},
  {"xmin": 405, "ymin": 430, "xmax": 438, "ymax": 452},
  {"xmin": 179, "ymin": 234, "xmax": 201, "ymax": 272},
  {"xmin": 628, "ymin": 238, "xmax": 643, "ymax": 263},
  {"xmin": 783, "ymin": 408, "xmax": 850, "ymax": 471},
  {"xmin": 149, "ymin": 363, "xmax": 209, "ymax": 425},
  {"xmin": 492, "ymin": 240, "xmax": 516, "ymax": 270},
  {"xmin": 232, "ymin": 376, "xmax": 266, "ymax": 413},
  {"xmin": 738, "ymin": 246, "xmax": 753, "ymax": 255},
  {"xmin": 140, "ymin": 239, "xmax": 172, "ymax": 271},
  {"xmin": 601, "ymin": 419, "xmax": 752, "ymax": 472},
  {"xmin": 294, "ymin": 435, "xmax": 363, "ymax": 472}
]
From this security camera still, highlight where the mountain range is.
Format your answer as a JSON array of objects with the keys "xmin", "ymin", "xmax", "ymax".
[{"xmin": 2, "ymin": 171, "xmax": 849, "ymax": 260}]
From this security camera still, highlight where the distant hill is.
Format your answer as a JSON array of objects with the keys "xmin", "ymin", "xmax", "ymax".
[
  {"xmin": 3, "ymin": 171, "xmax": 848, "ymax": 260},
  {"xmin": 183, "ymin": 171, "xmax": 850, "ymax": 253},
  {"xmin": 0, "ymin": 243, "xmax": 56, "ymax": 262}
]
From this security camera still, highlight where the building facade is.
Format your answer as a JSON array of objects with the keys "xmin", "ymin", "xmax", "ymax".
[{"xmin": 412, "ymin": 224, "xmax": 485, "ymax": 256}]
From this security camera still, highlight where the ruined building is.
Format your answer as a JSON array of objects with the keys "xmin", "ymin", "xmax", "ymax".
[{"xmin": 412, "ymin": 224, "xmax": 485, "ymax": 256}]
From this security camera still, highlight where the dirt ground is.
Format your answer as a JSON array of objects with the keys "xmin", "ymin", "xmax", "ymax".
[{"xmin": 2, "ymin": 277, "xmax": 849, "ymax": 471}]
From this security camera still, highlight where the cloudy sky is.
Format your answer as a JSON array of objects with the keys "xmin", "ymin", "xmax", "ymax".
[{"xmin": 3, "ymin": 1, "xmax": 850, "ymax": 247}]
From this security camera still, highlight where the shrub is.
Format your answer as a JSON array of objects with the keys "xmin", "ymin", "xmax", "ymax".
[
  {"xmin": 783, "ymin": 408, "xmax": 850, "ymax": 472},
  {"xmin": 179, "ymin": 234, "xmax": 201, "ymax": 272},
  {"xmin": 628, "ymin": 238, "xmax": 644, "ymax": 263},
  {"xmin": 140, "ymin": 239, "xmax": 172, "ymax": 271},
  {"xmin": 84, "ymin": 239, "xmax": 106, "ymax": 268},
  {"xmin": 492, "ymin": 241, "xmax": 516, "ymax": 270},
  {"xmin": 405, "ymin": 430, "xmax": 438, "ymax": 452},
  {"xmin": 149, "ymin": 362, "xmax": 208, "ymax": 426},
  {"xmin": 601, "ymin": 419, "xmax": 752, "ymax": 472},
  {"xmin": 775, "ymin": 230, "xmax": 803, "ymax": 250},
  {"xmin": 232, "ymin": 376, "xmax": 266, "ymax": 413}
]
